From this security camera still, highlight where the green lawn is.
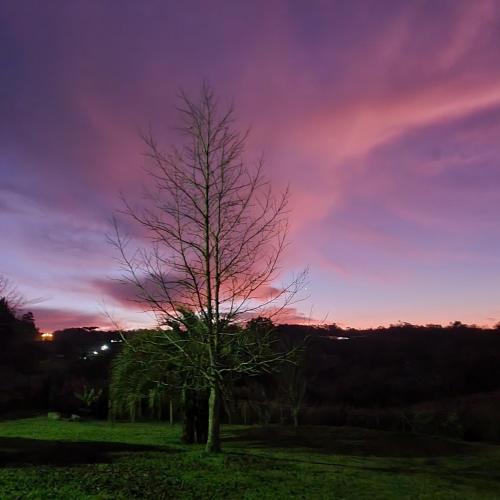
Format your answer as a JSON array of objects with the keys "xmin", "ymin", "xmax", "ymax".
[{"xmin": 0, "ymin": 418, "xmax": 499, "ymax": 499}]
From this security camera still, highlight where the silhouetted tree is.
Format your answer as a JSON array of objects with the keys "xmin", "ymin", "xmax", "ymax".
[
  {"xmin": 110, "ymin": 313, "xmax": 209, "ymax": 442},
  {"xmin": 0, "ymin": 275, "xmax": 25, "ymax": 313},
  {"xmin": 0, "ymin": 298, "xmax": 38, "ymax": 346}
]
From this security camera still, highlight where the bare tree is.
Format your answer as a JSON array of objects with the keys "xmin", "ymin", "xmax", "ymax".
[
  {"xmin": 0, "ymin": 274, "xmax": 26, "ymax": 313},
  {"xmin": 112, "ymin": 84, "xmax": 305, "ymax": 453}
]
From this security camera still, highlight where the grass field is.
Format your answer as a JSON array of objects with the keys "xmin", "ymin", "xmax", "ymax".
[{"xmin": 0, "ymin": 418, "xmax": 499, "ymax": 499}]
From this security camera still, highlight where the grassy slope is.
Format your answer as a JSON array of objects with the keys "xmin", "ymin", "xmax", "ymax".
[{"xmin": 0, "ymin": 418, "xmax": 499, "ymax": 499}]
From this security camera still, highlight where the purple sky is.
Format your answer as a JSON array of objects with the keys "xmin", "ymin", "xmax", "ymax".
[{"xmin": 1, "ymin": 0, "xmax": 500, "ymax": 331}]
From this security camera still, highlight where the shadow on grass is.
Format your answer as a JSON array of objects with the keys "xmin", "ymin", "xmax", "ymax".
[
  {"xmin": 0, "ymin": 437, "xmax": 176, "ymax": 467},
  {"xmin": 223, "ymin": 426, "xmax": 500, "ymax": 486},
  {"xmin": 223, "ymin": 425, "xmax": 480, "ymax": 458},
  {"xmin": 224, "ymin": 448, "xmax": 500, "ymax": 487}
]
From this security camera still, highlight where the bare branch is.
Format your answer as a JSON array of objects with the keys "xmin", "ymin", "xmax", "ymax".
[{"xmin": 110, "ymin": 84, "xmax": 307, "ymax": 452}]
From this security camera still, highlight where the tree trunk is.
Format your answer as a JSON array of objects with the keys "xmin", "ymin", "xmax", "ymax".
[
  {"xmin": 292, "ymin": 406, "xmax": 299, "ymax": 427},
  {"xmin": 108, "ymin": 397, "xmax": 114, "ymax": 423},
  {"xmin": 169, "ymin": 399, "xmax": 174, "ymax": 425},
  {"xmin": 242, "ymin": 403, "xmax": 247, "ymax": 425},
  {"xmin": 206, "ymin": 382, "xmax": 221, "ymax": 453},
  {"xmin": 181, "ymin": 389, "xmax": 196, "ymax": 444},
  {"xmin": 225, "ymin": 399, "xmax": 232, "ymax": 425}
]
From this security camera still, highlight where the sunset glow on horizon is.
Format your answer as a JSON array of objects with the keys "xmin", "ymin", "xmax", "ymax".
[{"xmin": 2, "ymin": 0, "xmax": 500, "ymax": 331}]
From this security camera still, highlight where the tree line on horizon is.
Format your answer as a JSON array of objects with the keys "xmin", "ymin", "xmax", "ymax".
[{"xmin": 2, "ymin": 300, "xmax": 500, "ymax": 443}]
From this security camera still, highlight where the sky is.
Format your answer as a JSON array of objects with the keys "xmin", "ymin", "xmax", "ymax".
[{"xmin": 1, "ymin": 0, "xmax": 500, "ymax": 331}]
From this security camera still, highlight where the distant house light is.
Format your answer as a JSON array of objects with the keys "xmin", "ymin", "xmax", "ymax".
[
  {"xmin": 101, "ymin": 344, "xmax": 109, "ymax": 351},
  {"xmin": 92, "ymin": 351, "xmax": 98, "ymax": 355}
]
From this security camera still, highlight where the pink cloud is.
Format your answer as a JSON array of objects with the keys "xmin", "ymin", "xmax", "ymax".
[
  {"xmin": 2, "ymin": 1, "xmax": 500, "ymax": 329},
  {"xmin": 32, "ymin": 307, "xmax": 107, "ymax": 332}
]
